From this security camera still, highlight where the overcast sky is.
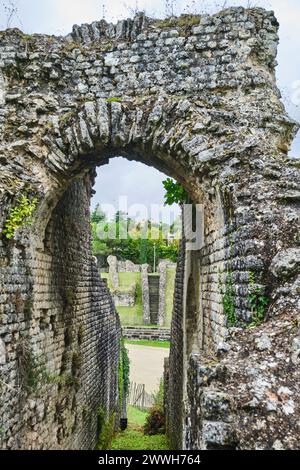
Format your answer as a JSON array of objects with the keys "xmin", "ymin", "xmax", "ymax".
[{"xmin": 1, "ymin": 0, "xmax": 299, "ymax": 217}]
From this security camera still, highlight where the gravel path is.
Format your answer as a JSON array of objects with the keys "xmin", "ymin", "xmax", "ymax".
[{"xmin": 127, "ymin": 344, "xmax": 169, "ymax": 394}]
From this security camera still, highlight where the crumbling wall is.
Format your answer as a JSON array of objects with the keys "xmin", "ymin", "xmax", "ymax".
[
  {"xmin": 167, "ymin": 235, "xmax": 186, "ymax": 450},
  {"xmin": 0, "ymin": 6, "xmax": 299, "ymax": 450},
  {"xmin": 0, "ymin": 174, "xmax": 121, "ymax": 449}
]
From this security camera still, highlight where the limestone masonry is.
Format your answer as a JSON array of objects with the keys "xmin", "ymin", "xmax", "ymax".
[{"xmin": 0, "ymin": 6, "xmax": 300, "ymax": 449}]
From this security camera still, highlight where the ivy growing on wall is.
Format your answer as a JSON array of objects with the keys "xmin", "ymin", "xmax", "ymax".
[
  {"xmin": 2, "ymin": 194, "xmax": 38, "ymax": 239},
  {"xmin": 118, "ymin": 338, "xmax": 130, "ymax": 408},
  {"xmin": 95, "ymin": 408, "xmax": 116, "ymax": 451}
]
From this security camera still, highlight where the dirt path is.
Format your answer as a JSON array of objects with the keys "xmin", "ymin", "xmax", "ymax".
[{"xmin": 126, "ymin": 344, "xmax": 169, "ymax": 394}]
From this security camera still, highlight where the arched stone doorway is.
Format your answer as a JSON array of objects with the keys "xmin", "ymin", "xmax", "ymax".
[{"xmin": 0, "ymin": 8, "xmax": 300, "ymax": 450}]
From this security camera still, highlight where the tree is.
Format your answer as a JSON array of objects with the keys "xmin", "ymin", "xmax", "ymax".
[
  {"xmin": 163, "ymin": 178, "xmax": 189, "ymax": 206},
  {"xmin": 139, "ymin": 238, "xmax": 148, "ymax": 264},
  {"xmin": 91, "ymin": 204, "xmax": 106, "ymax": 224},
  {"xmin": 91, "ymin": 211, "xmax": 180, "ymax": 264},
  {"xmin": 115, "ymin": 211, "xmax": 127, "ymax": 223}
]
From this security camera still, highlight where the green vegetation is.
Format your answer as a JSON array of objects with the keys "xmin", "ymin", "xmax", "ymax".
[
  {"xmin": 96, "ymin": 408, "xmax": 116, "ymax": 451},
  {"xmin": 16, "ymin": 342, "xmax": 56, "ymax": 392},
  {"xmin": 102, "ymin": 272, "xmax": 144, "ymax": 326},
  {"xmin": 24, "ymin": 297, "xmax": 33, "ymax": 322},
  {"xmin": 110, "ymin": 426, "xmax": 168, "ymax": 450},
  {"xmin": 144, "ymin": 380, "xmax": 165, "ymax": 436},
  {"xmin": 139, "ymin": 238, "xmax": 148, "ymax": 264},
  {"xmin": 19, "ymin": 347, "xmax": 44, "ymax": 392},
  {"xmin": 163, "ymin": 178, "xmax": 189, "ymax": 206},
  {"xmin": 127, "ymin": 405, "xmax": 147, "ymax": 427},
  {"xmin": 102, "ymin": 271, "xmax": 141, "ymax": 291},
  {"xmin": 247, "ymin": 272, "xmax": 268, "ymax": 327},
  {"xmin": 59, "ymin": 111, "xmax": 74, "ymax": 126},
  {"xmin": 92, "ymin": 207, "xmax": 180, "ymax": 266},
  {"xmin": 117, "ymin": 305, "xmax": 143, "ymax": 327},
  {"xmin": 106, "ymin": 97, "xmax": 122, "ymax": 103},
  {"xmin": 125, "ymin": 340, "xmax": 170, "ymax": 349},
  {"xmin": 110, "ymin": 405, "xmax": 168, "ymax": 451},
  {"xmin": 110, "ymin": 425, "xmax": 168, "ymax": 450},
  {"xmin": 119, "ymin": 338, "xmax": 130, "ymax": 408},
  {"xmin": 220, "ymin": 272, "xmax": 236, "ymax": 327},
  {"xmin": 71, "ymin": 352, "xmax": 83, "ymax": 375},
  {"xmin": 16, "ymin": 339, "xmax": 85, "ymax": 393},
  {"xmin": 102, "ymin": 267, "xmax": 176, "ymax": 328},
  {"xmin": 165, "ymin": 268, "xmax": 176, "ymax": 327},
  {"xmin": 154, "ymin": 15, "xmax": 200, "ymax": 29},
  {"xmin": 2, "ymin": 194, "xmax": 38, "ymax": 240},
  {"xmin": 119, "ymin": 272, "xmax": 140, "ymax": 290},
  {"xmin": 21, "ymin": 33, "xmax": 35, "ymax": 42}
]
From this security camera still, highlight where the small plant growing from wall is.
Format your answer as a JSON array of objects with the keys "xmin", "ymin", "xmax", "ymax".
[
  {"xmin": 219, "ymin": 270, "xmax": 236, "ymax": 327},
  {"xmin": 1, "ymin": 194, "xmax": 38, "ymax": 240},
  {"xmin": 248, "ymin": 272, "xmax": 268, "ymax": 327},
  {"xmin": 16, "ymin": 340, "xmax": 49, "ymax": 393},
  {"xmin": 222, "ymin": 273, "xmax": 236, "ymax": 327}
]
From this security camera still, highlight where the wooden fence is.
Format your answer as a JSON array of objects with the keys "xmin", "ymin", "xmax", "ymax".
[{"xmin": 127, "ymin": 382, "xmax": 155, "ymax": 410}]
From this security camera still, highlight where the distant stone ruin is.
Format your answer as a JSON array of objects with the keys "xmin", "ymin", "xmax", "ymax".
[
  {"xmin": 106, "ymin": 255, "xmax": 175, "ymax": 325},
  {"xmin": 0, "ymin": 6, "xmax": 300, "ymax": 450}
]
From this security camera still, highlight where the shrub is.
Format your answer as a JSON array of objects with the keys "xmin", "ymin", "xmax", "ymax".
[
  {"xmin": 144, "ymin": 405, "xmax": 165, "ymax": 436},
  {"xmin": 144, "ymin": 380, "xmax": 165, "ymax": 435}
]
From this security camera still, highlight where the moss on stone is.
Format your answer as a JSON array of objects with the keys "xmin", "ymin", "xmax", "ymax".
[
  {"xmin": 59, "ymin": 111, "xmax": 75, "ymax": 127},
  {"xmin": 106, "ymin": 97, "xmax": 123, "ymax": 103},
  {"xmin": 24, "ymin": 297, "xmax": 33, "ymax": 322},
  {"xmin": 96, "ymin": 408, "xmax": 117, "ymax": 450},
  {"xmin": 72, "ymin": 351, "xmax": 83, "ymax": 375},
  {"xmin": 154, "ymin": 15, "xmax": 201, "ymax": 29}
]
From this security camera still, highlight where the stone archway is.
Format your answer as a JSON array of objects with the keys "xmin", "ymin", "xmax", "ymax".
[{"xmin": 0, "ymin": 7, "xmax": 300, "ymax": 450}]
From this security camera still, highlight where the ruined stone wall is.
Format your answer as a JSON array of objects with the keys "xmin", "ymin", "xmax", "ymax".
[
  {"xmin": 117, "ymin": 260, "xmax": 142, "ymax": 273},
  {"xmin": 123, "ymin": 326, "xmax": 170, "ymax": 342},
  {"xmin": 157, "ymin": 261, "xmax": 167, "ymax": 326},
  {"xmin": 180, "ymin": 156, "xmax": 300, "ymax": 449},
  {"xmin": 0, "ymin": 6, "xmax": 300, "ymax": 450},
  {"xmin": 168, "ymin": 235, "xmax": 186, "ymax": 450},
  {"xmin": 141, "ymin": 264, "xmax": 150, "ymax": 324},
  {"xmin": 0, "ymin": 174, "xmax": 121, "ymax": 449}
]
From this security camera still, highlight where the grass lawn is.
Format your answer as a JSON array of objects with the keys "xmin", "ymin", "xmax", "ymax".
[
  {"xmin": 125, "ymin": 339, "xmax": 170, "ymax": 349},
  {"xmin": 127, "ymin": 405, "xmax": 147, "ymax": 427},
  {"xmin": 101, "ymin": 272, "xmax": 144, "ymax": 326},
  {"xmin": 110, "ymin": 406, "xmax": 168, "ymax": 451},
  {"xmin": 101, "ymin": 269, "xmax": 176, "ymax": 328}
]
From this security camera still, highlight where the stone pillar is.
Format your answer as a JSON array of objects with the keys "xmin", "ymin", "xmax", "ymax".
[
  {"xmin": 107, "ymin": 255, "xmax": 119, "ymax": 289},
  {"xmin": 141, "ymin": 264, "xmax": 150, "ymax": 325},
  {"xmin": 157, "ymin": 260, "xmax": 168, "ymax": 326}
]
